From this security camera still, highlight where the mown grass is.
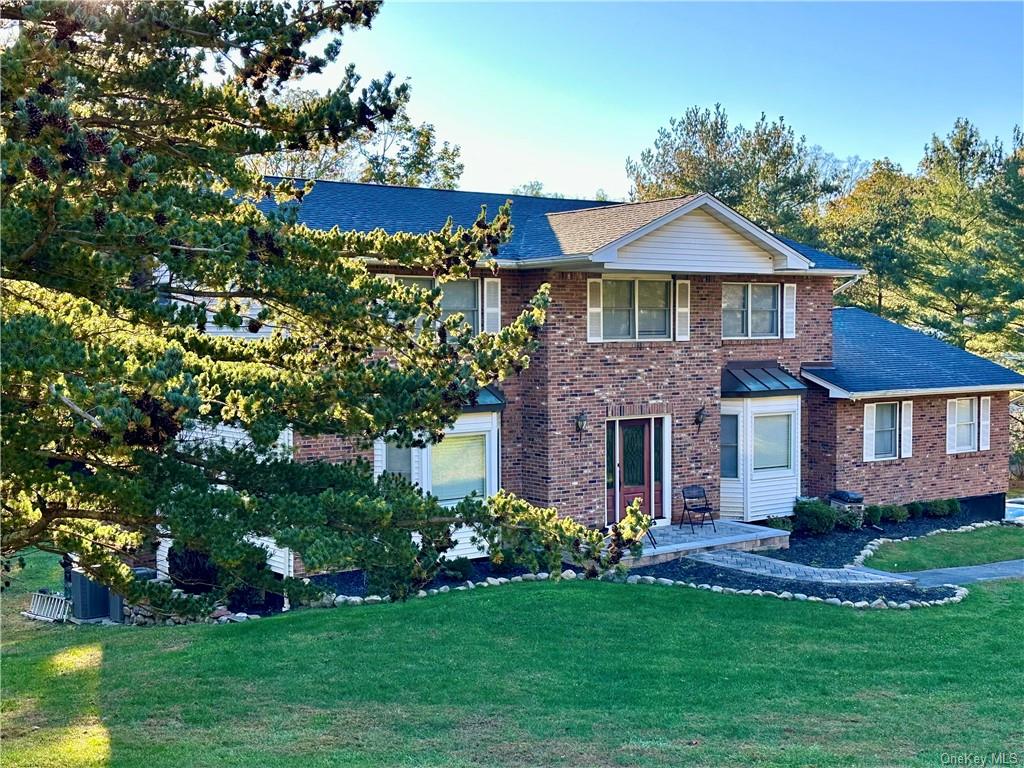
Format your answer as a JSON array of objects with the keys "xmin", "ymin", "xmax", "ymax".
[
  {"xmin": 2, "ymin": 549, "xmax": 1022, "ymax": 767},
  {"xmin": 864, "ymin": 526, "xmax": 1024, "ymax": 573}
]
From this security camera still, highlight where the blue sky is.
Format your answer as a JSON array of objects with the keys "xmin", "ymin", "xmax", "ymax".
[{"xmin": 304, "ymin": 2, "xmax": 1023, "ymax": 200}]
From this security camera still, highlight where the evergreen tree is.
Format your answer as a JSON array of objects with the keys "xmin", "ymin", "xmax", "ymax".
[
  {"xmin": 0, "ymin": 1, "xmax": 646, "ymax": 600},
  {"xmin": 905, "ymin": 119, "xmax": 1022, "ymax": 351},
  {"xmin": 815, "ymin": 160, "xmax": 918, "ymax": 316}
]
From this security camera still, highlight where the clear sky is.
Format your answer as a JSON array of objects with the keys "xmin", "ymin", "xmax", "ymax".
[{"xmin": 303, "ymin": 2, "xmax": 1024, "ymax": 200}]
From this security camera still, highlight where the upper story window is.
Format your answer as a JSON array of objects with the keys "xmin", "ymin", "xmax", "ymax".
[
  {"xmin": 589, "ymin": 278, "xmax": 673, "ymax": 342},
  {"xmin": 390, "ymin": 275, "xmax": 501, "ymax": 335},
  {"xmin": 723, "ymin": 283, "xmax": 780, "ymax": 339}
]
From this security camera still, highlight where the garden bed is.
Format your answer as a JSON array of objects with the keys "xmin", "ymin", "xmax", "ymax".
[
  {"xmin": 765, "ymin": 501, "xmax": 1006, "ymax": 568},
  {"xmin": 630, "ymin": 558, "xmax": 957, "ymax": 604},
  {"xmin": 310, "ymin": 559, "xmax": 533, "ymax": 598}
]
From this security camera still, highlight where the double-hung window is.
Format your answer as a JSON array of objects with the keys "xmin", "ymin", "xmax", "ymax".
[
  {"xmin": 864, "ymin": 401, "xmax": 913, "ymax": 461},
  {"xmin": 383, "ymin": 440, "xmax": 413, "ymax": 483},
  {"xmin": 946, "ymin": 397, "xmax": 990, "ymax": 454},
  {"xmin": 753, "ymin": 413, "xmax": 792, "ymax": 471},
  {"xmin": 873, "ymin": 403, "xmax": 899, "ymax": 459},
  {"xmin": 431, "ymin": 433, "xmax": 487, "ymax": 505},
  {"xmin": 392, "ymin": 276, "xmax": 495, "ymax": 336},
  {"xmin": 599, "ymin": 279, "xmax": 672, "ymax": 341},
  {"xmin": 720, "ymin": 414, "xmax": 740, "ymax": 479},
  {"xmin": 722, "ymin": 283, "xmax": 780, "ymax": 339}
]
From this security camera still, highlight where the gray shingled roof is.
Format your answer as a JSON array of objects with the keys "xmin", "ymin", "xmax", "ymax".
[
  {"xmin": 803, "ymin": 308, "xmax": 1024, "ymax": 395},
  {"xmin": 260, "ymin": 179, "xmax": 859, "ymax": 270}
]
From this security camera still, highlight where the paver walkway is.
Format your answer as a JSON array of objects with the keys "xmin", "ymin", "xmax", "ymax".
[
  {"xmin": 854, "ymin": 559, "xmax": 1024, "ymax": 587},
  {"xmin": 688, "ymin": 549, "xmax": 908, "ymax": 584}
]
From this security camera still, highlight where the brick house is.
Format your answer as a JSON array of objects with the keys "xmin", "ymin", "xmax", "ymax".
[{"xmin": 248, "ymin": 181, "xmax": 1024, "ymax": 567}]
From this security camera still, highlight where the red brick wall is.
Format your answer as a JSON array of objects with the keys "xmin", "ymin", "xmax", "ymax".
[
  {"xmin": 499, "ymin": 271, "xmax": 834, "ymax": 526},
  {"xmin": 803, "ymin": 386, "xmax": 838, "ymax": 498},
  {"xmin": 824, "ymin": 391, "xmax": 1010, "ymax": 505},
  {"xmin": 291, "ymin": 269, "xmax": 836, "ymax": 526}
]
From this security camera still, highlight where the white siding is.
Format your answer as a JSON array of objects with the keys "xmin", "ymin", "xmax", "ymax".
[
  {"xmin": 720, "ymin": 396, "xmax": 801, "ymax": 521},
  {"xmin": 616, "ymin": 209, "xmax": 776, "ymax": 273}
]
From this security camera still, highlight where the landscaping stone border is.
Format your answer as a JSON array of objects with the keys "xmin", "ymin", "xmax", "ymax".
[
  {"xmin": 321, "ymin": 567, "xmax": 966, "ymax": 613},
  {"xmin": 849, "ymin": 519, "xmax": 1023, "ymax": 568}
]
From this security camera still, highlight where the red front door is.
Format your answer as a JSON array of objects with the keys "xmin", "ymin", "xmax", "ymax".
[{"xmin": 615, "ymin": 419, "xmax": 651, "ymax": 522}]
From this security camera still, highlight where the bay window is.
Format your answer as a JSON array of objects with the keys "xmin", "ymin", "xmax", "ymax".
[
  {"xmin": 753, "ymin": 413, "xmax": 792, "ymax": 470},
  {"xmin": 431, "ymin": 433, "xmax": 487, "ymax": 505}
]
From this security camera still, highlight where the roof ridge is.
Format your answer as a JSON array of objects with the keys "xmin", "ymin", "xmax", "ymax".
[
  {"xmin": 263, "ymin": 175, "xmax": 602, "ymax": 205},
  {"xmin": 544, "ymin": 193, "xmax": 701, "ymax": 217}
]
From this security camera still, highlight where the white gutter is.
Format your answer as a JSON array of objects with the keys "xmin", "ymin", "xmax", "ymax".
[
  {"xmin": 801, "ymin": 369, "xmax": 1024, "ymax": 400},
  {"xmin": 833, "ymin": 273, "xmax": 866, "ymax": 294}
]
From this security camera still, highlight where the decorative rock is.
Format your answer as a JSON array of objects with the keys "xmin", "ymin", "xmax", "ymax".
[
  {"xmin": 346, "ymin": 596, "xmax": 363, "ymax": 606},
  {"xmin": 249, "ymin": 614, "xmax": 261, "ymax": 619},
  {"xmin": 808, "ymin": 596, "xmax": 823, "ymax": 603},
  {"xmin": 698, "ymin": 583, "xmax": 712, "ymax": 590},
  {"xmin": 562, "ymin": 570, "xmax": 577, "ymax": 581},
  {"xmin": 537, "ymin": 572, "xmax": 550, "ymax": 581},
  {"xmin": 230, "ymin": 613, "xmax": 248, "ymax": 622},
  {"xmin": 486, "ymin": 577, "xmax": 501, "ymax": 586},
  {"xmin": 687, "ymin": 583, "xmax": 698, "ymax": 589},
  {"xmin": 364, "ymin": 595, "xmax": 383, "ymax": 605},
  {"xmin": 763, "ymin": 591, "xmax": 778, "ymax": 598},
  {"xmin": 455, "ymin": 586, "xmax": 467, "ymax": 591},
  {"xmin": 333, "ymin": 595, "xmax": 349, "ymax": 607},
  {"xmin": 886, "ymin": 600, "xmax": 899, "ymax": 609},
  {"xmin": 522, "ymin": 573, "xmax": 536, "ymax": 582},
  {"xmin": 710, "ymin": 585, "xmax": 723, "ymax": 593},
  {"xmin": 779, "ymin": 591, "xmax": 793, "ymax": 600},
  {"xmin": 475, "ymin": 581, "xmax": 488, "ymax": 588},
  {"xmin": 841, "ymin": 600, "xmax": 855, "ymax": 608},
  {"xmin": 825, "ymin": 598, "xmax": 842, "ymax": 606},
  {"xmin": 854, "ymin": 601, "xmax": 870, "ymax": 609},
  {"xmin": 794, "ymin": 593, "xmax": 808, "ymax": 601},
  {"xmin": 738, "ymin": 589, "xmax": 752, "ymax": 596},
  {"xmin": 626, "ymin": 575, "xmax": 641, "ymax": 584},
  {"xmin": 464, "ymin": 581, "xmax": 475, "ymax": 589},
  {"xmin": 427, "ymin": 589, "xmax": 438, "ymax": 596},
  {"xmin": 416, "ymin": 590, "xmax": 428, "ymax": 599},
  {"xmin": 723, "ymin": 588, "xmax": 736, "ymax": 595},
  {"xmin": 510, "ymin": 576, "xmax": 523, "ymax": 583},
  {"xmin": 870, "ymin": 599, "xmax": 887, "ymax": 609},
  {"xmin": 751, "ymin": 589, "xmax": 764, "ymax": 597},
  {"xmin": 897, "ymin": 603, "xmax": 911, "ymax": 610},
  {"xmin": 640, "ymin": 576, "xmax": 656, "ymax": 585},
  {"xmin": 656, "ymin": 577, "xmax": 674, "ymax": 586},
  {"xmin": 673, "ymin": 580, "xmax": 687, "ymax": 587}
]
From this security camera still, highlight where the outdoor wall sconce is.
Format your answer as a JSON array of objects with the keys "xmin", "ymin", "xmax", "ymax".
[
  {"xmin": 693, "ymin": 404, "xmax": 708, "ymax": 433},
  {"xmin": 574, "ymin": 410, "xmax": 589, "ymax": 433}
]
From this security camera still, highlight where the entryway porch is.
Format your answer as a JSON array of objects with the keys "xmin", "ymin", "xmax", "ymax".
[{"xmin": 625, "ymin": 519, "xmax": 789, "ymax": 567}]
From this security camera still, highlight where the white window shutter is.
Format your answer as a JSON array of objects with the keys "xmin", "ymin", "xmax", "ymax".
[
  {"xmin": 483, "ymin": 278, "xmax": 501, "ymax": 333},
  {"xmin": 863, "ymin": 403, "xmax": 876, "ymax": 462},
  {"xmin": 675, "ymin": 280, "xmax": 690, "ymax": 341},
  {"xmin": 946, "ymin": 400, "xmax": 957, "ymax": 454},
  {"xmin": 373, "ymin": 439, "xmax": 386, "ymax": 478},
  {"xmin": 900, "ymin": 401, "xmax": 913, "ymax": 458},
  {"xmin": 980, "ymin": 396, "xmax": 991, "ymax": 450},
  {"xmin": 783, "ymin": 284, "xmax": 797, "ymax": 338},
  {"xmin": 587, "ymin": 279, "xmax": 603, "ymax": 342}
]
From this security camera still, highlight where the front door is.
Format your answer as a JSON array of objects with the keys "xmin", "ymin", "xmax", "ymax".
[{"xmin": 617, "ymin": 419, "xmax": 651, "ymax": 522}]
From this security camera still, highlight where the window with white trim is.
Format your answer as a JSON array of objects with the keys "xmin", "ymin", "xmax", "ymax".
[
  {"xmin": 383, "ymin": 440, "xmax": 413, "ymax": 483},
  {"xmin": 953, "ymin": 397, "xmax": 978, "ymax": 452},
  {"xmin": 431, "ymin": 433, "xmax": 487, "ymax": 505},
  {"xmin": 390, "ymin": 276, "xmax": 500, "ymax": 336},
  {"xmin": 722, "ymin": 283, "xmax": 780, "ymax": 339},
  {"xmin": 873, "ymin": 402, "xmax": 899, "ymax": 459},
  {"xmin": 720, "ymin": 414, "xmax": 739, "ymax": 479},
  {"xmin": 599, "ymin": 279, "xmax": 672, "ymax": 341},
  {"xmin": 753, "ymin": 413, "xmax": 792, "ymax": 470}
]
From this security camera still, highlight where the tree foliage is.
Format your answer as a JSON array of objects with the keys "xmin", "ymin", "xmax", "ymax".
[
  {"xmin": 0, "ymin": 0, "xmax": 645, "ymax": 602},
  {"xmin": 625, "ymin": 104, "xmax": 852, "ymax": 237}
]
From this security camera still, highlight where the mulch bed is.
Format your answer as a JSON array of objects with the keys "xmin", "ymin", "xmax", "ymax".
[
  {"xmin": 630, "ymin": 559, "xmax": 957, "ymax": 603},
  {"xmin": 310, "ymin": 559, "xmax": 531, "ymax": 599},
  {"xmin": 763, "ymin": 503, "xmax": 1006, "ymax": 568}
]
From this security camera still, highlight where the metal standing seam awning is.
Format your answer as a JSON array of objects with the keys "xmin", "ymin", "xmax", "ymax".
[
  {"xmin": 462, "ymin": 384, "xmax": 506, "ymax": 413},
  {"xmin": 721, "ymin": 363, "xmax": 807, "ymax": 398}
]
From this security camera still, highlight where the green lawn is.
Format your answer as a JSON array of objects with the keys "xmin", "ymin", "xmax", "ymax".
[
  {"xmin": 2, "ymin": 551, "xmax": 1023, "ymax": 768},
  {"xmin": 864, "ymin": 526, "xmax": 1024, "ymax": 573}
]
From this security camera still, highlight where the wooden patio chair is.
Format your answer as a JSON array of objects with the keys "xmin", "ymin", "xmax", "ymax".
[{"xmin": 680, "ymin": 485, "xmax": 718, "ymax": 534}]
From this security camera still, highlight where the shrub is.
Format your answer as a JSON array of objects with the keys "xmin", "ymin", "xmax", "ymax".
[
  {"xmin": 835, "ymin": 507, "xmax": 865, "ymax": 531},
  {"xmin": 792, "ymin": 499, "xmax": 838, "ymax": 535},
  {"xmin": 764, "ymin": 517, "xmax": 793, "ymax": 532},
  {"xmin": 924, "ymin": 498, "xmax": 960, "ymax": 518},
  {"xmin": 439, "ymin": 556, "xmax": 474, "ymax": 582},
  {"xmin": 863, "ymin": 505, "xmax": 883, "ymax": 527},
  {"xmin": 489, "ymin": 547, "xmax": 521, "ymax": 574},
  {"xmin": 880, "ymin": 504, "xmax": 909, "ymax": 523},
  {"xmin": 167, "ymin": 545, "xmax": 219, "ymax": 594},
  {"xmin": 907, "ymin": 501, "xmax": 926, "ymax": 519}
]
